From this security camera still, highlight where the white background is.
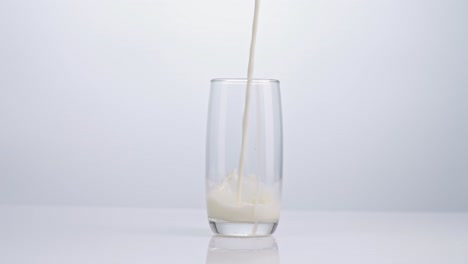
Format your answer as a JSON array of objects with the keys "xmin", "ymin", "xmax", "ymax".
[{"xmin": 0, "ymin": 0, "xmax": 467, "ymax": 210}]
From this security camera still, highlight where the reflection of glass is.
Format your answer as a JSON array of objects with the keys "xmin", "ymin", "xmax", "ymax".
[
  {"xmin": 206, "ymin": 79, "xmax": 283, "ymax": 236},
  {"xmin": 206, "ymin": 235, "xmax": 280, "ymax": 264}
]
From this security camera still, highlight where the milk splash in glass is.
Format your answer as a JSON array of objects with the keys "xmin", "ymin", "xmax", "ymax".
[{"xmin": 205, "ymin": 0, "xmax": 283, "ymax": 236}]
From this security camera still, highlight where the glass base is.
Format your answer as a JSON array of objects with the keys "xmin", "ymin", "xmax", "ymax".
[{"xmin": 209, "ymin": 219, "xmax": 278, "ymax": 237}]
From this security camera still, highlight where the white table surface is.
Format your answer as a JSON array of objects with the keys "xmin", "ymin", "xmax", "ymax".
[{"xmin": 1, "ymin": 206, "xmax": 467, "ymax": 263}]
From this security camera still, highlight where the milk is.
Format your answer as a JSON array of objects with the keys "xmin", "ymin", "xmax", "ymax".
[
  {"xmin": 207, "ymin": 0, "xmax": 277, "ymax": 224},
  {"xmin": 207, "ymin": 171, "xmax": 280, "ymax": 222},
  {"xmin": 236, "ymin": 0, "xmax": 260, "ymax": 202}
]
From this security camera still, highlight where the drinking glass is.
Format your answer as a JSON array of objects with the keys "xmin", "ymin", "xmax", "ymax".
[{"xmin": 206, "ymin": 78, "xmax": 283, "ymax": 236}]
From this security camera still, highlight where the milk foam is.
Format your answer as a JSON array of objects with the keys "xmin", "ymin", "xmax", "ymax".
[{"xmin": 207, "ymin": 171, "xmax": 280, "ymax": 223}]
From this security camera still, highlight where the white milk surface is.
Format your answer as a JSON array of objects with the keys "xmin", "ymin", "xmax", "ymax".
[{"xmin": 207, "ymin": 171, "xmax": 280, "ymax": 222}]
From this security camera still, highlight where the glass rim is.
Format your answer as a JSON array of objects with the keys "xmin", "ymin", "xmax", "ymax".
[{"xmin": 211, "ymin": 78, "xmax": 280, "ymax": 84}]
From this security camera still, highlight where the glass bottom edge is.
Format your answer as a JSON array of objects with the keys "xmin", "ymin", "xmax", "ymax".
[{"xmin": 208, "ymin": 219, "xmax": 278, "ymax": 237}]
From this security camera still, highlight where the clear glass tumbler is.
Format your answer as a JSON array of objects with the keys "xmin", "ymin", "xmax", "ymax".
[{"xmin": 206, "ymin": 78, "xmax": 283, "ymax": 236}]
